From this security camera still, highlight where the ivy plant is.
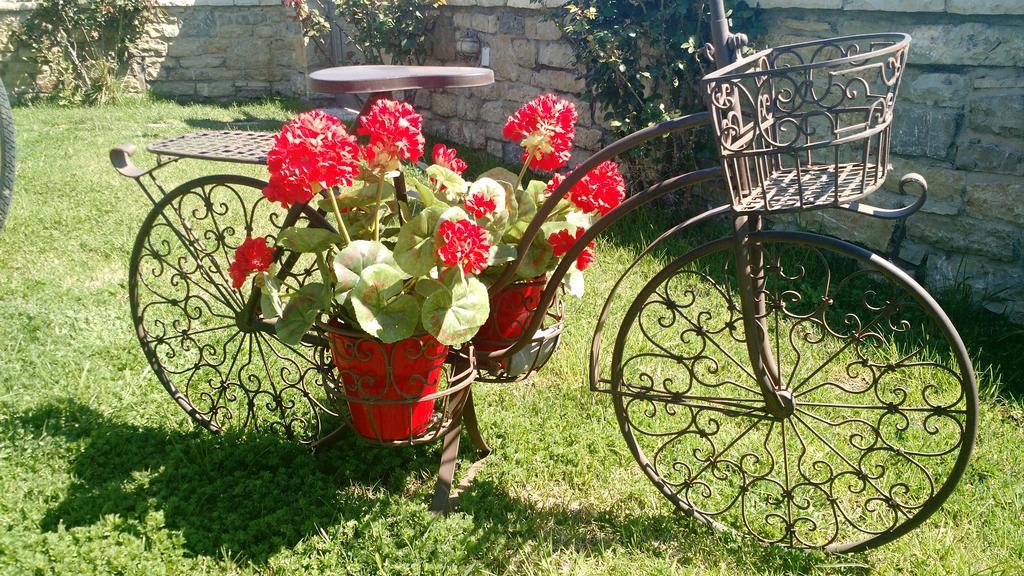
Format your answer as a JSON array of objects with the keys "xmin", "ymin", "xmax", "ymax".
[{"xmin": 549, "ymin": 0, "xmax": 759, "ymax": 190}]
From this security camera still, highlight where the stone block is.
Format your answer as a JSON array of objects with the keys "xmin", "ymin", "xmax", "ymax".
[
  {"xmin": 176, "ymin": 9, "xmax": 217, "ymax": 37},
  {"xmin": 511, "ymin": 38, "xmax": 535, "ymax": 68},
  {"xmin": 906, "ymin": 212, "xmax": 1021, "ymax": 263},
  {"xmin": 532, "ymin": 68, "xmax": 583, "ymax": 92},
  {"xmin": 456, "ymin": 95, "xmax": 483, "ymax": 120},
  {"xmin": 526, "ymin": 18, "xmax": 562, "ymax": 42},
  {"xmin": 755, "ymin": 0, "xmax": 842, "ymax": 8},
  {"xmin": 487, "ymin": 138, "xmax": 504, "ymax": 159},
  {"xmin": 151, "ymin": 80, "xmax": 196, "ymax": 97},
  {"xmin": 968, "ymin": 90, "xmax": 1024, "ymax": 138},
  {"xmin": 432, "ymin": 91, "xmax": 457, "ymax": 117},
  {"xmin": 537, "ymin": 41, "xmax": 575, "ymax": 69},
  {"xmin": 575, "ymin": 126, "xmax": 603, "ymax": 150},
  {"xmin": 197, "ymin": 80, "xmax": 236, "ymax": 99},
  {"xmin": 965, "ymin": 172, "xmax": 1024, "ymax": 225},
  {"xmin": 900, "ymin": 69, "xmax": 968, "ymax": 108},
  {"xmin": 452, "ymin": 12, "xmax": 473, "ymax": 28},
  {"xmin": 844, "ymin": 0, "xmax": 942, "ymax": 11},
  {"xmin": 884, "ymin": 156, "xmax": 965, "ymax": 215},
  {"xmin": 852, "ymin": 22, "xmax": 1024, "ymax": 68},
  {"xmin": 947, "ymin": 0, "xmax": 1024, "ymax": 15},
  {"xmin": 794, "ymin": 208, "xmax": 896, "ymax": 254},
  {"xmin": 499, "ymin": 13, "xmax": 525, "ymax": 35},
  {"xmin": 177, "ymin": 54, "xmax": 225, "ymax": 69},
  {"xmin": 891, "ymin": 104, "xmax": 961, "ymax": 161},
  {"xmin": 956, "ymin": 133, "xmax": 1024, "ymax": 176},
  {"xmin": 471, "ymin": 13, "xmax": 499, "ymax": 34}
]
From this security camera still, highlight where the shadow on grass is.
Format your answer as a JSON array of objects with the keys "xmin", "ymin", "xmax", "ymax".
[
  {"xmin": 8, "ymin": 400, "xmax": 443, "ymax": 565},
  {"xmin": 5, "ymin": 400, "xmax": 865, "ymax": 573},
  {"xmin": 457, "ymin": 479, "xmax": 867, "ymax": 575}
]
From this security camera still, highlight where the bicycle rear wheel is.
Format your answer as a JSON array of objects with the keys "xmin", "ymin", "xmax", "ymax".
[
  {"xmin": 0, "ymin": 77, "xmax": 14, "ymax": 233},
  {"xmin": 611, "ymin": 231, "xmax": 977, "ymax": 552}
]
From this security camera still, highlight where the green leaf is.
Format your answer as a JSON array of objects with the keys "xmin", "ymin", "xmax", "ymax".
[
  {"xmin": 478, "ymin": 166, "xmax": 518, "ymax": 186},
  {"xmin": 421, "ymin": 275, "xmax": 489, "ymax": 346},
  {"xmin": 516, "ymin": 236, "xmax": 554, "ymax": 280},
  {"xmin": 332, "ymin": 240, "xmax": 402, "ymax": 304},
  {"xmin": 425, "ymin": 164, "xmax": 467, "ymax": 202},
  {"xmin": 276, "ymin": 282, "xmax": 326, "ymax": 345},
  {"xmin": 318, "ymin": 181, "xmax": 394, "ymax": 210},
  {"xmin": 409, "ymin": 177, "xmax": 443, "ymax": 208},
  {"xmin": 506, "ymin": 183, "xmax": 539, "ymax": 241},
  {"xmin": 490, "ymin": 244, "xmax": 517, "ymax": 265},
  {"xmin": 350, "ymin": 263, "xmax": 418, "ymax": 343},
  {"xmin": 259, "ymin": 274, "xmax": 284, "ymax": 319},
  {"xmin": 277, "ymin": 227, "xmax": 341, "ymax": 253},
  {"xmin": 394, "ymin": 205, "xmax": 445, "ymax": 277}
]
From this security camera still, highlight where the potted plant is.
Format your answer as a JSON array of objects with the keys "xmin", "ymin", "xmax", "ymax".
[
  {"xmin": 471, "ymin": 94, "xmax": 626, "ymax": 354},
  {"xmin": 229, "ymin": 102, "xmax": 497, "ymax": 440}
]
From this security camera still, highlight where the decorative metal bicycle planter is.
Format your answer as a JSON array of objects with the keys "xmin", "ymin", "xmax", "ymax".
[{"xmin": 111, "ymin": 13, "xmax": 976, "ymax": 554}]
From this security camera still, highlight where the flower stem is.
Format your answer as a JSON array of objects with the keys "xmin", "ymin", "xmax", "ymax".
[
  {"xmin": 514, "ymin": 151, "xmax": 533, "ymax": 191},
  {"xmin": 371, "ymin": 176, "xmax": 386, "ymax": 242},
  {"xmin": 325, "ymin": 187, "xmax": 351, "ymax": 244}
]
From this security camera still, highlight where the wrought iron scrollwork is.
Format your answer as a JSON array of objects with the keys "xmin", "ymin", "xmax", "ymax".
[
  {"xmin": 130, "ymin": 175, "xmax": 336, "ymax": 444},
  {"xmin": 610, "ymin": 232, "xmax": 976, "ymax": 552}
]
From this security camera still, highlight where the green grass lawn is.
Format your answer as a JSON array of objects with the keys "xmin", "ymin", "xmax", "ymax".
[{"xmin": 1, "ymin": 98, "xmax": 1023, "ymax": 575}]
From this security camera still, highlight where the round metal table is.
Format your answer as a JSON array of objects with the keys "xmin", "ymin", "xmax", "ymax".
[{"xmin": 308, "ymin": 65, "xmax": 494, "ymax": 118}]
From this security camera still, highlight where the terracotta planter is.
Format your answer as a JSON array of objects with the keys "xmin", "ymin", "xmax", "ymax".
[
  {"xmin": 327, "ymin": 328, "xmax": 449, "ymax": 441},
  {"xmin": 473, "ymin": 276, "xmax": 546, "ymax": 351}
]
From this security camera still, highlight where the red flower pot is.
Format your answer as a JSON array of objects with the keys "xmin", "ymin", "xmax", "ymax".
[
  {"xmin": 327, "ymin": 328, "xmax": 449, "ymax": 441},
  {"xmin": 473, "ymin": 276, "xmax": 546, "ymax": 351}
]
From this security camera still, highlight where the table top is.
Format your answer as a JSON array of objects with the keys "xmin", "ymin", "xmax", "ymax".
[{"xmin": 307, "ymin": 65, "xmax": 494, "ymax": 95}]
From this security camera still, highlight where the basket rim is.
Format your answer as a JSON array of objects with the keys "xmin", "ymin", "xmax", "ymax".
[{"xmin": 701, "ymin": 32, "xmax": 910, "ymax": 84}]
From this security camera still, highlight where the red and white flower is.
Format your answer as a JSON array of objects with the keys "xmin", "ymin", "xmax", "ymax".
[
  {"xmin": 567, "ymin": 160, "xmax": 625, "ymax": 216},
  {"xmin": 263, "ymin": 110, "xmax": 360, "ymax": 206},
  {"xmin": 432, "ymin": 143, "xmax": 468, "ymax": 175},
  {"xmin": 548, "ymin": 228, "xmax": 596, "ymax": 272},
  {"xmin": 436, "ymin": 219, "xmax": 492, "ymax": 275},
  {"xmin": 359, "ymin": 99, "xmax": 425, "ymax": 174},
  {"xmin": 503, "ymin": 94, "xmax": 577, "ymax": 171},
  {"xmin": 463, "ymin": 178, "xmax": 506, "ymax": 220}
]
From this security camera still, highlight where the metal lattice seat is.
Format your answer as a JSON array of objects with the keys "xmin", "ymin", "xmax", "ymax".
[{"xmin": 147, "ymin": 130, "xmax": 276, "ymax": 165}]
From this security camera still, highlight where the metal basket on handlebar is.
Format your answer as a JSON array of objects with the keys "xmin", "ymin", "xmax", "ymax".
[{"xmin": 701, "ymin": 33, "xmax": 909, "ymax": 214}]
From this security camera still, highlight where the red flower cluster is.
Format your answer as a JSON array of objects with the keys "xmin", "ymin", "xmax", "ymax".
[
  {"xmin": 436, "ymin": 219, "xmax": 492, "ymax": 275},
  {"xmin": 432, "ymin": 144, "xmax": 468, "ymax": 175},
  {"xmin": 548, "ymin": 228, "xmax": 596, "ymax": 272},
  {"xmin": 359, "ymin": 99, "xmax": 425, "ymax": 173},
  {"xmin": 264, "ymin": 110, "xmax": 361, "ymax": 207},
  {"xmin": 503, "ymin": 94, "xmax": 577, "ymax": 171},
  {"xmin": 568, "ymin": 161, "xmax": 625, "ymax": 216},
  {"xmin": 464, "ymin": 190, "xmax": 497, "ymax": 219},
  {"xmin": 229, "ymin": 237, "xmax": 276, "ymax": 289}
]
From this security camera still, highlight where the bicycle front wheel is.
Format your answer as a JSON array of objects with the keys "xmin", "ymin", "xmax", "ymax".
[
  {"xmin": 0, "ymin": 76, "xmax": 14, "ymax": 233},
  {"xmin": 610, "ymin": 231, "xmax": 977, "ymax": 552}
]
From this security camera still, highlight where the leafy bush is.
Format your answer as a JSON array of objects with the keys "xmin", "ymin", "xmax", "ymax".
[
  {"xmin": 551, "ymin": 0, "xmax": 758, "ymax": 191},
  {"xmin": 14, "ymin": 0, "xmax": 158, "ymax": 104},
  {"xmin": 285, "ymin": 0, "xmax": 443, "ymax": 65}
]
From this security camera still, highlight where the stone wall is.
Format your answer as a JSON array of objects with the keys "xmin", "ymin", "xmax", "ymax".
[
  {"xmin": 751, "ymin": 1, "xmax": 1024, "ymax": 320},
  {"xmin": 0, "ymin": 0, "xmax": 308, "ymax": 100},
  {"xmin": 409, "ymin": 1, "xmax": 604, "ymax": 164},
  {"xmin": 412, "ymin": 1, "xmax": 1024, "ymax": 320}
]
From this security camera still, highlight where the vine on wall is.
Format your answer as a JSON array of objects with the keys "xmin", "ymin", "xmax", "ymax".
[
  {"xmin": 551, "ymin": 0, "xmax": 758, "ymax": 190},
  {"xmin": 15, "ymin": 0, "xmax": 159, "ymax": 104}
]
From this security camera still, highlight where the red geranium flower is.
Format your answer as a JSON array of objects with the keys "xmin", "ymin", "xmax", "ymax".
[
  {"xmin": 544, "ymin": 173, "xmax": 566, "ymax": 198},
  {"xmin": 568, "ymin": 161, "xmax": 625, "ymax": 216},
  {"xmin": 436, "ymin": 219, "xmax": 492, "ymax": 275},
  {"xmin": 464, "ymin": 189, "xmax": 497, "ymax": 219},
  {"xmin": 432, "ymin": 143, "xmax": 468, "ymax": 175},
  {"xmin": 503, "ymin": 94, "xmax": 577, "ymax": 171},
  {"xmin": 359, "ymin": 99, "xmax": 425, "ymax": 174},
  {"xmin": 548, "ymin": 228, "xmax": 596, "ymax": 272},
  {"xmin": 229, "ymin": 236, "xmax": 276, "ymax": 289},
  {"xmin": 264, "ymin": 110, "xmax": 360, "ymax": 207}
]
